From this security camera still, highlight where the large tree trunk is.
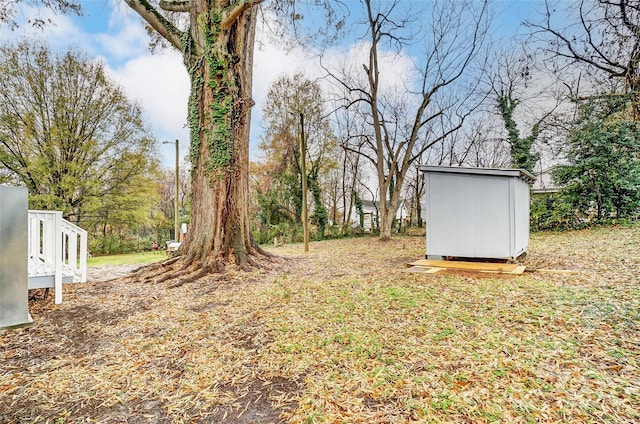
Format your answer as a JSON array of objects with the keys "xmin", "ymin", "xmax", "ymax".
[
  {"xmin": 179, "ymin": 2, "xmax": 263, "ymax": 271},
  {"xmin": 123, "ymin": 0, "xmax": 270, "ymax": 276},
  {"xmin": 378, "ymin": 193, "xmax": 399, "ymax": 241}
]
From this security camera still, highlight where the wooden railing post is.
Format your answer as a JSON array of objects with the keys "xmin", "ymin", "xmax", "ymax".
[{"xmin": 53, "ymin": 212, "xmax": 63, "ymax": 304}]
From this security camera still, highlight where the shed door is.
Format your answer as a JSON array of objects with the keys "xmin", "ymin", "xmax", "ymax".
[{"xmin": 426, "ymin": 174, "xmax": 511, "ymax": 258}]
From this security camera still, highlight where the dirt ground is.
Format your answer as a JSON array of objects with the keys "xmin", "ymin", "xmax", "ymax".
[
  {"xmin": 85, "ymin": 264, "xmax": 144, "ymax": 283},
  {"xmin": 1, "ymin": 226, "xmax": 639, "ymax": 423}
]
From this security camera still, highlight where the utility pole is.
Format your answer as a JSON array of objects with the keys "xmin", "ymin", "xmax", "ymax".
[
  {"xmin": 299, "ymin": 113, "xmax": 309, "ymax": 252},
  {"xmin": 163, "ymin": 140, "xmax": 180, "ymax": 242}
]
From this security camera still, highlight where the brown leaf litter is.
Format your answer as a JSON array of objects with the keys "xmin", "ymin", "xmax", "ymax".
[{"xmin": 1, "ymin": 226, "xmax": 639, "ymax": 423}]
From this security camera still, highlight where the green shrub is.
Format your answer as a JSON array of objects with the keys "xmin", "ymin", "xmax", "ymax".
[{"xmin": 530, "ymin": 193, "xmax": 583, "ymax": 231}]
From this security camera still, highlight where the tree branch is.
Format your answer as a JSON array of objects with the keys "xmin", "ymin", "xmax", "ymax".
[
  {"xmin": 159, "ymin": 1, "xmax": 189, "ymax": 12},
  {"xmin": 125, "ymin": 0, "xmax": 184, "ymax": 51},
  {"xmin": 222, "ymin": 0, "xmax": 264, "ymax": 30}
]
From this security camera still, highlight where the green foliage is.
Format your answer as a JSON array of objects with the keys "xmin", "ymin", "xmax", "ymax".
[
  {"xmin": 253, "ymin": 221, "xmax": 302, "ymax": 245},
  {"xmin": 308, "ymin": 169, "xmax": 328, "ymax": 239},
  {"xmin": 202, "ymin": 9, "xmax": 234, "ymax": 177},
  {"xmin": 530, "ymin": 193, "xmax": 583, "ymax": 231},
  {"xmin": 554, "ymin": 98, "xmax": 640, "ymax": 221},
  {"xmin": 253, "ymin": 188, "xmax": 301, "ymax": 245},
  {"xmin": 497, "ymin": 94, "xmax": 541, "ymax": 173},
  {"xmin": 188, "ymin": 72, "xmax": 204, "ymax": 165},
  {"xmin": 0, "ymin": 40, "xmax": 158, "ymax": 234},
  {"xmin": 353, "ymin": 191, "xmax": 364, "ymax": 228},
  {"xmin": 90, "ymin": 233, "xmax": 138, "ymax": 255},
  {"xmin": 255, "ymin": 189, "xmax": 293, "ymax": 229}
]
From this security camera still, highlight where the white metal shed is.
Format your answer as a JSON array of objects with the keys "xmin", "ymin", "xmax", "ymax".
[{"xmin": 418, "ymin": 166, "xmax": 536, "ymax": 260}]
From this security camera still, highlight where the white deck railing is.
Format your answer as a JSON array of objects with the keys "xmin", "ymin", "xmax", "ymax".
[{"xmin": 27, "ymin": 210, "xmax": 88, "ymax": 304}]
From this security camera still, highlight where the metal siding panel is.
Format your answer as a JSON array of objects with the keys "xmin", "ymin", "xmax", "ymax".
[
  {"xmin": 513, "ymin": 179, "xmax": 531, "ymax": 256},
  {"xmin": 423, "ymin": 167, "xmax": 532, "ymax": 259},
  {"xmin": 427, "ymin": 173, "xmax": 476, "ymax": 257},
  {"xmin": 471, "ymin": 176, "xmax": 511, "ymax": 258},
  {"xmin": 0, "ymin": 186, "xmax": 32, "ymax": 330}
]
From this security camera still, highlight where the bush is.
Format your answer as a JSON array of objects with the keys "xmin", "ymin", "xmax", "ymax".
[
  {"xmin": 530, "ymin": 193, "xmax": 583, "ymax": 231},
  {"xmin": 253, "ymin": 222, "xmax": 302, "ymax": 245},
  {"xmin": 90, "ymin": 234, "xmax": 138, "ymax": 255}
]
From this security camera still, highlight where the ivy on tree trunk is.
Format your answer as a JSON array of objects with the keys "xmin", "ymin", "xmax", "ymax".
[{"xmin": 126, "ymin": 0, "xmax": 269, "ymax": 272}]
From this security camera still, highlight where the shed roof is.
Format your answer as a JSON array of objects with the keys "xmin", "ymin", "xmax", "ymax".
[{"xmin": 418, "ymin": 165, "xmax": 536, "ymax": 185}]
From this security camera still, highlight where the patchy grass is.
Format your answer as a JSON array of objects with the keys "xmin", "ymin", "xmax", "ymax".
[
  {"xmin": 87, "ymin": 250, "xmax": 167, "ymax": 267},
  {"xmin": 1, "ymin": 226, "xmax": 639, "ymax": 423}
]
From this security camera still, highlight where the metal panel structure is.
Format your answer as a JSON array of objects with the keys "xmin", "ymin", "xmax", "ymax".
[
  {"xmin": 0, "ymin": 186, "xmax": 32, "ymax": 330},
  {"xmin": 419, "ymin": 166, "xmax": 535, "ymax": 260}
]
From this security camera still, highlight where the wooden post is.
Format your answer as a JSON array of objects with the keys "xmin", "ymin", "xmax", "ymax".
[
  {"xmin": 174, "ymin": 140, "xmax": 180, "ymax": 242},
  {"xmin": 300, "ymin": 113, "xmax": 309, "ymax": 252},
  {"xmin": 54, "ymin": 212, "xmax": 63, "ymax": 304}
]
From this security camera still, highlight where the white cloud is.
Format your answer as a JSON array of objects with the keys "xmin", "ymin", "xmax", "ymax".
[
  {"xmin": 0, "ymin": 5, "xmax": 86, "ymax": 50},
  {"xmin": 106, "ymin": 49, "xmax": 190, "ymax": 162},
  {"xmin": 250, "ymin": 38, "xmax": 310, "ymax": 154},
  {"xmin": 94, "ymin": 0, "xmax": 150, "ymax": 61},
  {"xmin": 320, "ymin": 40, "xmax": 418, "ymax": 97},
  {"xmin": 95, "ymin": 21, "xmax": 149, "ymax": 61}
]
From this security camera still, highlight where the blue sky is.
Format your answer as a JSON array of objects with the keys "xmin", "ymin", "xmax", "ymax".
[{"xmin": 1, "ymin": 0, "xmax": 544, "ymax": 168}]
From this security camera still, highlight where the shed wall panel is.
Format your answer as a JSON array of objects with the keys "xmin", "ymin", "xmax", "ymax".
[
  {"xmin": 513, "ymin": 178, "xmax": 531, "ymax": 256},
  {"xmin": 421, "ymin": 166, "xmax": 533, "ymax": 260},
  {"xmin": 427, "ymin": 173, "xmax": 513, "ymax": 258},
  {"xmin": 0, "ymin": 186, "xmax": 32, "ymax": 330}
]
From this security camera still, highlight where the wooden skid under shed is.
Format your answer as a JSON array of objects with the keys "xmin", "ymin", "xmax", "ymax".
[{"xmin": 407, "ymin": 259, "xmax": 526, "ymax": 275}]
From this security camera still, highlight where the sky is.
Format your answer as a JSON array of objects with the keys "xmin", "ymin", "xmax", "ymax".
[{"xmin": 0, "ymin": 0, "xmax": 544, "ymax": 168}]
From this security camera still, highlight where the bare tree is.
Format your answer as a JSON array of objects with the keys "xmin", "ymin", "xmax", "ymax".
[
  {"xmin": 0, "ymin": 0, "xmax": 81, "ymax": 29},
  {"xmin": 323, "ymin": 0, "xmax": 489, "ymax": 240},
  {"xmin": 528, "ymin": 0, "xmax": 640, "ymax": 118},
  {"xmin": 488, "ymin": 47, "xmax": 561, "ymax": 173},
  {"xmin": 331, "ymin": 98, "xmax": 367, "ymax": 232}
]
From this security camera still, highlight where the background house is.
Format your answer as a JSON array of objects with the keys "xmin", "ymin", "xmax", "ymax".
[
  {"xmin": 532, "ymin": 165, "xmax": 562, "ymax": 194},
  {"xmin": 359, "ymin": 199, "xmax": 409, "ymax": 232}
]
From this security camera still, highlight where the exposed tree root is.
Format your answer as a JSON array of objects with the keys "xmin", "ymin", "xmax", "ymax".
[
  {"xmin": 141, "ymin": 262, "xmax": 179, "ymax": 284},
  {"xmin": 129, "ymin": 256, "xmax": 183, "ymax": 281},
  {"xmin": 124, "ymin": 244, "xmax": 279, "ymax": 286},
  {"xmin": 253, "ymin": 243, "xmax": 276, "ymax": 258},
  {"xmin": 168, "ymin": 266, "xmax": 227, "ymax": 289},
  {"xmin": 162, "ymin": 256, "xmax": 182, "ymax": 267},
  {"xmin": 155, "ymin": 268, "xmax": 191, "ymax": 285}
]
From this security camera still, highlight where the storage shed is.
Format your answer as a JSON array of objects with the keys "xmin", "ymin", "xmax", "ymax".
[{"xmin": 418, "ymin": 166, "xmax": 536, "ymax": 260}]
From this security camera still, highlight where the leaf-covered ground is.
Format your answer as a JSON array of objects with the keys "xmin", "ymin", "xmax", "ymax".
[{"xmin": 1, "ymin": 226, "xmax": 638, "ymax": 423}]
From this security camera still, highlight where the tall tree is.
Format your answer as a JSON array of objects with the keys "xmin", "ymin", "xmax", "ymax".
[
  {"xmin": 125, "ymin": 0, "xmax": 266, "ymax": 271},
  {"xmin": 0, "ymin": 40, "xmax": 156, "ymax": 224},
  {"xmin": 126, "ymin": 1, "xmax": 343, "ymax": 273},
  {"xmin": 326, "ymin": 0, "xmax": 489, "ymax": 240},
  {"xmin": 554, "ymin": 97, "xmax": 640, "ymax": 220},
  {"xmin": 260, "ymin": 73, "xmax": 336, "ymax": 239}
]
